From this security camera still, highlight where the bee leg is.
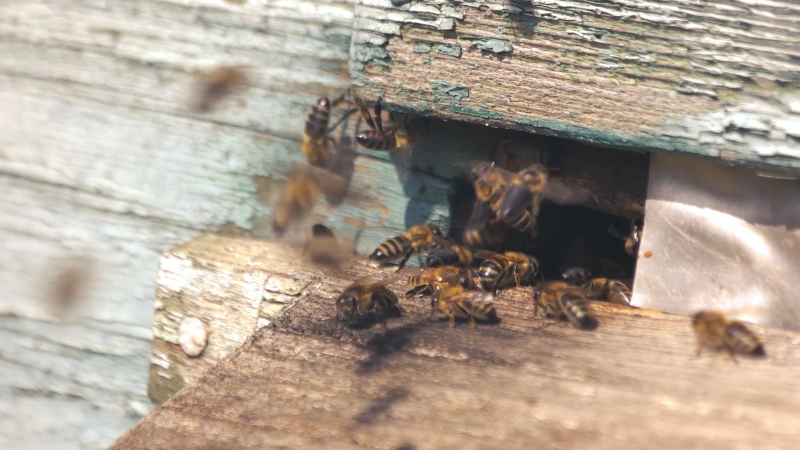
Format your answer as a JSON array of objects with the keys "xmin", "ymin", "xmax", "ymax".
[
  {"xmin": 395, "ymin": 248, "xmax": 415, "ymax": 271},
  {"xmin": 448, "ymin": 305, "xmax": 457, "ymax": 328},
  {"xmin": 695, "ymin": 342, "xmax": 703, "ymax": 358},
  {"xmin": 492, "ymin": 269, "xmax": 510, "ymax": 296},
  {"xmin": 725, "ymin": 345, "xmax": 739, "ymax": 366},
  {"xmin": 467, "ymin": 314, "xmax": 477, "ymax": 328}
]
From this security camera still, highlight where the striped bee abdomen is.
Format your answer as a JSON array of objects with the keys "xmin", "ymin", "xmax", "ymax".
[
  {"xmin": 560, "ymin": 294, "xmax": 598, "ymax": 330},
  {"xmin": 725, "ymin": 322, "xmax": 765, "ymax": 356},
  {"xmin": 370, "ymin": 235, "xmax": 412, "ymax": 262}
]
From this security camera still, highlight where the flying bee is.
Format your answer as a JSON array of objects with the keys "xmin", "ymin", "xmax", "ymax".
[
  {"xmin": 474, "ymin": 250, "xmax": 538, "ymax": 295},
  {"xmin": 561, "ymin": 266, "xmax": 592, "ymax": 287},
  {"xmin": 430, "ymin": 283, "xmax": 497, "ymax": 328},
  {"xmin": 335, "ymin": 275, "xmax": 404, "ymax": 327},
  {"xmin": 425, "ymin": 237, "xmax": 475, "ymax": 268},
  {"xmin": 303, "ymin": 224, "xmax": 347, "ymax": 266},
  {"xmin": 498, "ymin": 163, "xmax": 550, "ymax": 234},
  {"xmin": 463, "ymin": 199, "xmax": 509, "ymax": 250},
  {"xmin": 625, "ymin": 220, "xmax": 642, "ymax": 256},
  {"xmin": 370, "ymin": 223, "xmax": 444, "ymax": 271},
  {"xmin": 532, "ymin": 281, "xmax": 598, "ymax": 330},
  {"xmin": 405, "ymin": 266, "xmax": 476, "ymax": 298},
  {"xmin": 271, "ymin": 166, "xmax": 348, "ymax": 235},
  {"xmin": 691, "ymin": 310, "xmax": 766, "ymax": 363},
  {"xmin": 469, "ymin": 162, "xmax": 514, "ymax": 214},
  {"xmin": 582, "ymin": 278, "xmax": 632, "ymax": 307},
  {"xmin": 302, "ymin": 94, "xmax": 354, "ymax": 167},
  {"xmin": 189, "ymin": 65, "xmax": 247, "ymax": 113},
  {"xmin": 356, "ymin": 98, "xmax": 427, "ymax": 151}
]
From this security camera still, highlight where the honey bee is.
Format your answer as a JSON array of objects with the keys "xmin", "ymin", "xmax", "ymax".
[
  {"xmin": 430, "ymin": 283, "xmax": 497, "ymax": 328},
  {"xmin": 463, "ymin": 199, "xmax": 509, "ymax": 250},
  {"xmin": 370, "ymin": 223, "xmax": 444, "ymax": 271},
  {"xmin": 425, "ymin": 237, "xmax": 475, "ymax": 267},
  {"xmin": 356, "ymin": 98, "xmax": 427, "ymax": 151},
  {"xmin": 532, "ymin": 281, "xmax": 598, "ymax": 330},
  {"xmin": 190, "ymin": 65, "xmax": 247, "ymax": 113},
  {"xmin": 271, "ymin": 166, "xmax": 348, "ymax": 235},
  {"xmin": 405, "ymin": 266, "xmax": 476, "ymax": 298},
  {"xmin": 303, "ymin": 224, "xmax": 347, "ymax": 266},
  {"xmin": 691, "ymin": 311, "xmax": 766, "ymax": 363},
  {"xmin": 474, "ymin": 250, "xmax": 538, "ymax": 294},
  {"xmin": 582, "ymin": 278, "xmax": 632, "ymax": 307},
  {"xmin": 335, "ymin": 275, "xmax": 403, "ymax": 327},
  {"xmin": 302, "ymin": 94, "xmax": 351, "ymax": 167},
  {"xmin": 625, "ymin": 220, "xmax": 642, "ymax": 256},
  {"xmin": 561, "ymin": 266, "xmax": 592, "ymax": 287},
  {"xmin": 498, "ymin": 164, "xmax": 550, "ymax": 234}
]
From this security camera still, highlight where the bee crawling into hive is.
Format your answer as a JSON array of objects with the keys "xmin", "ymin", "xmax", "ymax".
[
  {"xmin": 335, "ymin": 275, "xmax": 404, "ymax": 328},
  {"xmin": 532, "ymin": 281, "xmax": 598, "ymax": 330},
  {"xmin": 691, "ymin": 310, "xmax": 766, "ymax": 364}
]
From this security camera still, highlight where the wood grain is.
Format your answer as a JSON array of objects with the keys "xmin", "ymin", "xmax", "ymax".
[
  {"xmin": 351, "ymin": 0, "xmax": 800, "ymax": 172},
  {"xmin": 133, "ymin": 235, "xmax": 800, "ymax": 450}
]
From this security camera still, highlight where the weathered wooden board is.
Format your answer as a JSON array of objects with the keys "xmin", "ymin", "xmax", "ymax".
[
  {"xmin": 126, "ymin": 235, "xmax": 800, "ymax": 449},
  {"xmin": 0, "ymin": 0, "xmax": 363, "ymax": 447},
  {"xmin": 350, "ymin": 0, "xmax": 800, "ymax": 172}
]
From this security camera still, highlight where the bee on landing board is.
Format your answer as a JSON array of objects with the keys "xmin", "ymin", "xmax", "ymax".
[
  {"xmin": 691, "ymin": 310, "xmax": 765, "ymax": 364},
  {"xmin": 430, "ymin": 283, "xmax": 497, "ymax": 328},
  {"xmin": 190, "ymin": 65, "xmax": 248, "ymax": 113},
  {"xmin": 271, "ymin": 166, "xmax": 348, "ymax": 235},
  {"xmin": 336, "ymin": 275, "xmax": 404, "ymax": 327},
  {"xmin": 370, "ymin": 223, "xmax": 444, "ymax": 271},
  {"xmin": 356, "ymin": 98, "xmax": 427, "ymax": 151},
  {"xmin": 425, "ymin": 237, "xmax": 475, "ymax": 268},
  {"xmin": 302, "ymin": 94, "xmax": 354, "ymax": 167},
  {"xmin": 532, "ymin": 281, "xmax": 598, "ymax": 330},
  {"xmin": 474, "ymin": 250, "xmax": 538, "ymax": 295},
  {"xmin": 582, "ymin": 277, "xmax": 633, "ymax": 307},
  {"xmin": 405, "ymin": 266, "xmax": 477, "ymax": 299}
]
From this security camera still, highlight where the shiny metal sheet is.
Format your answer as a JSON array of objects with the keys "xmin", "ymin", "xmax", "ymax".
[{"xmin": 632, "ymin": 153, "xmax": 800, "ymax": 331}]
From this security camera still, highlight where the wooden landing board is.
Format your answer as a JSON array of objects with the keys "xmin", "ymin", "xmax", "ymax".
[
  {"xmin": 350, "ymin": 0, "xmax": 800, "ymax": 173},
  {"xmin": 131, "ymin": 235, "xmax": 800, "ymax": 449}
]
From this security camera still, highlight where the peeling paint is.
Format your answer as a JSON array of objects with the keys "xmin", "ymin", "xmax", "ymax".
[
  {"xmin": 470, "ymin": 38, "xmax": 512, "ymax": 54},
  {"xmin": 437, "ymin": 43, "xmax": 462, "ymax": 58},
  {"xmin": 430, "ymin": 81, "xmax": 469, "ymax": 103}
]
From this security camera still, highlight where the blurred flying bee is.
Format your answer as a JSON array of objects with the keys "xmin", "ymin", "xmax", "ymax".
[
  {"xmin": 271, "ymin": 166, "xmax": 348, "ymax": 235},
  {"xmin": 463, "ymin": 199, "xmax": 509, "ymax": 250},
  {"xmin": 190, "ymin": 65, "xmax": 248, "ymax": 113},
  {"xmin": 356, "ymin": 98, "xmax": 427, "ymax": 151},
  {"xmin": 303, "ymin": 224, "xmax": 347, "ymax": 266},
  {"xmin": 469, "ymin": 161, "xmax": 588, "ymax": 238},
  {"xmin": 430, "ymin": 283, "xmax": 497, "ymax": 328},
  {"xmin": 625, "ymin": 220, "xmax": 642, "ymax": 256},
  {"xmin": 561, "ymin": 266, "xmax": 592, "ymax": 287},
  {"xmin": 532, "ymin": 281, "xmax": 598, "ymax": 330},
  {"xmin": 302, "ymin": 94, "xmax": 354, "ymax": 167},
  {"xmin": 405, "ymin": 266, "xmax": 476, "ymax": 298},
  {"xmin": 582, "ymin": 278, "xmax": 632, "ymax": 307},
  {"xmin": 691, "ymin": 310, "xmax": 766, "ymax": 363},
  {"xmin": 425, "ymin": 237, "xmax": 475, "ymax": 267},
  {"xmin": 335, "ymin": 275, "xmax": 403, "ymax": 327},
  {"xmin": 370, "ymin": 223, "xmax": 444, "ymax": 270}
]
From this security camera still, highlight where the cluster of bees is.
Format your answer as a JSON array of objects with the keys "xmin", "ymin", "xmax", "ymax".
[{"xmin": 189, "ymin": 74, "xmax": 767, "ymax": 364}]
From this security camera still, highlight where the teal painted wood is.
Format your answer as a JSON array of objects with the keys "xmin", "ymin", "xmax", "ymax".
[{"xmin": 350, "ymin": 0, "xmax": 800, "ymax": 173}]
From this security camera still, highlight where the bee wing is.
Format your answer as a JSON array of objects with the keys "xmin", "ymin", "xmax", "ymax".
[
  {"xmin": 542, "ymin": 179, "xmax": 592, "ymax": 205},
  {"xmin": 290, "ymin": 165, "xmax": 348, "ymax": 200},
  {"xmin": 361, "ymin": 271, "xmax": 409, "ymax": 291},
  {"xmin": 446, "ymin": 290, "xmax": 494, "ymax": 304},
  {"xmin": 473, "ymin": 249, "xmax": 503, "ymax": 261}
]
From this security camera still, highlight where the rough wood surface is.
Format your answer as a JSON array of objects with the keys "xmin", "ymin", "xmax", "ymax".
[
  {"xmin": 124, "ymin": 235, "xmax": 800, "ymax": 449},
  {"xmin": 351, "ymin": 0, "xmax": 800, "ymax": 172}
]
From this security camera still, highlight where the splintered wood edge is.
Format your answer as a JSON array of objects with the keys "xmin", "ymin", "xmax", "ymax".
[{"xmin": 132, "ymin": 234, "xmax": 800, "ymax": 449}]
